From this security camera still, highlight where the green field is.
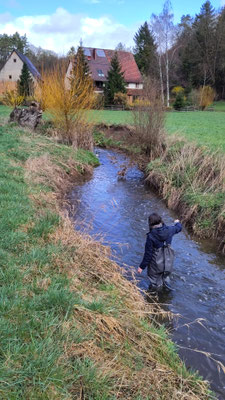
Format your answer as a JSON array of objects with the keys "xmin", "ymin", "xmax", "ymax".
[
  {"xmin": 90, "ymin": 109, "xmax": 225, "ymax": 152},
  {"xmin": 2, "ymin": 105, "xmax": 225, "ymax": 152}
]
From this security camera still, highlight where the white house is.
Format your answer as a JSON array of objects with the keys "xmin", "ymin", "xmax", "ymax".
[{"xmin": 0, "ymin": 49, "xmax": 41, "ymax": 94}]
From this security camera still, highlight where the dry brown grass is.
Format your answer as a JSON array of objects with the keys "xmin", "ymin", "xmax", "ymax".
[
  {"xmin": 23, "ymin": 151, "xmax": 213, "ymax": 399},
  {"xmin": 51, "ymin": 215, "xmax": 212, "ymax": 399},
  {"xmin": 132, "ymin": 78, "xmax": 166, "ymax": 158},
  {"xmin": 146, "ymin": 135, "xmax": 225, "ymax": 252}
]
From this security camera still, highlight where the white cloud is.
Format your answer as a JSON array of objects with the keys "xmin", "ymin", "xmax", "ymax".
[{"xmin": 0, "ymin": 8, "xmax": 136, "ymax": 54}]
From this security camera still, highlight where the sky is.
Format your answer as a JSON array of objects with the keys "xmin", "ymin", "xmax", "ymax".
[{"xmin": 0, "ymin": 0, "xmax": 224, "ymax": 54}]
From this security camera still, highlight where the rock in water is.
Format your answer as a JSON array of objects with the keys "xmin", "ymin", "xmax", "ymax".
[{"xmin": 9, "ymin": 102, "xmax": 42, "ymax": 130}]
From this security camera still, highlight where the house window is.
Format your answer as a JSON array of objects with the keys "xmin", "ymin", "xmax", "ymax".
[
  {"xmin": 9, "ymin": 75, "xmax": 12, "ymax": 79},
  {"xmin": 97, "ymin": 69, "xmax": 104, "ymax": 77},
  {"xmin": 13, "ymin": 58, "xmax": 17, "ymax": 62}
]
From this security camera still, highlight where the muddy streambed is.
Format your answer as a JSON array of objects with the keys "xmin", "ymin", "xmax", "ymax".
[{"xmin": 68, "ymin": 148, "xmax": 225, "ymax": 399}]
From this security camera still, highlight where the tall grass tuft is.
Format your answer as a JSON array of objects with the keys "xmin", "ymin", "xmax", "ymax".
[
  {"xmin": 132, "ymin": 77, "xmax": 165, "ymax": 158},
  {"xmin": 35, "ymin": 60, "xmax": 95, "ymax": 150},
  {"xmin": 146, "ymin": 135, "xmax": 225, "ymax": 247}
]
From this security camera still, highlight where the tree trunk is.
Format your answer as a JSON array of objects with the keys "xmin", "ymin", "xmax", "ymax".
[
  {"xmin": 158, "ymin": 54, "xmax": 164, "ymax": 105},
  {"xmin": 9, "ymin": 103, "xmax": 42, "ymax": 129},
  {"xmin": 166, "ymin": 52, "xmax": 170, "ymax": 108}
]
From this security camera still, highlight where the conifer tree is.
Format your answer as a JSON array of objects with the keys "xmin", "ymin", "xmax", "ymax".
[
  {"xmin": 18, "ymin": 62, "xmax": 33, "ymax": 97},
  {"xmin": 133, "ymin": 22, "xmax": 158, "ymax": 76},
  {"xmin": 69, "ymin": 46, "xmax": 91, "ymax": 98},
  {"xmin": 104, "ymin": 52, "xmax": 126, "ymax": 105}
]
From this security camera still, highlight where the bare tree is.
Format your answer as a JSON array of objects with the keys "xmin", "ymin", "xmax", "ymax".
[{"xmin": 151, "ymin": 0, "xmax": 175, "ymax": 107}]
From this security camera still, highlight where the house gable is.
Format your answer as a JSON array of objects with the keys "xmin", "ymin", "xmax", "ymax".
[{"xmin": 0, "ymin": 50, "xmax": 41, "ymax": 84}]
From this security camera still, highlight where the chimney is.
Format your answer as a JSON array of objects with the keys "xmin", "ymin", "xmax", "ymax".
[{"xmin": 93, "ymin": 48, "xmax": 96, "ymax": 60}]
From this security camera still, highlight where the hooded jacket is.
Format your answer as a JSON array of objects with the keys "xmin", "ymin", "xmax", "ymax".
[{"xmin": 139, "ymin": 222, "xmax": 182, "ymax": 270}]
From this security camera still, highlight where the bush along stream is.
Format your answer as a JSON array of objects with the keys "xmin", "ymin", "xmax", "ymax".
[{"xmin": 0, "ymin": 118, "xmax": 213, "ymax": 399}]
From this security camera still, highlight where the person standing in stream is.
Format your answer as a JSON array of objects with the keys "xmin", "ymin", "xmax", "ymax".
[{"xmin": 138, "ymin": 213, "xmax": 182, "ymax": 292}]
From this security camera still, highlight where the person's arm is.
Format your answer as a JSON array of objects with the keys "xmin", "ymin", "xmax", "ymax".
[
  {"xmin": 170, "ymin": 219, "xmax": 182, "ymax": 235},
  {"xmin": 137, "ymin": 235, "xmax": 153, "ymax": 273}
]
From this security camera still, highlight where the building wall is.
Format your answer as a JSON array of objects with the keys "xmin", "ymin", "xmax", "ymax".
[
  {"xmin": 0, "ymin": 51, "xmax": 37, "ymax": 95},
  {"xmin": 0, "ymin": 52, "xmax": 24, "ymax": 82},
  {"xmin": 127, "ymin": 83, "xmax": 143, "ymax": 89},
  {"xmin": 65, "ymin": 60, "xmax": 73, "ymax": 89}
]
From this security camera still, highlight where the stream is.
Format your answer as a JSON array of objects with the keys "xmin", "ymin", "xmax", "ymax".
[{"xmin": 68, "ymin": 148, "xmax": 225, "ymax": 399}]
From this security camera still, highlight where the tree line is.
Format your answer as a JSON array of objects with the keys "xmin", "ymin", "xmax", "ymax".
[
  {"xmin": 2, "ymin": 0, "xmax": 225, "ymax": 103},
  {"xmin": 133, "ymin": 0, "xmax": 225, "ymax": 102}
]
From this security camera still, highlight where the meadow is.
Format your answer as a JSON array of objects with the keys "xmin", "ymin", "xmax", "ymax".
[
  {"xmin": 90, "ymin": 108, "xmax": 225, "ymax": 152},
  {"xmin": 2, "ymin": 105, "xmax": 225, "ymax": 152}
]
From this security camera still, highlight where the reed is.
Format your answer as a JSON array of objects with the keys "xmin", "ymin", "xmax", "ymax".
[{"xmin": 146, "ymin": 135, "xmax": 225, "ymax": 249}]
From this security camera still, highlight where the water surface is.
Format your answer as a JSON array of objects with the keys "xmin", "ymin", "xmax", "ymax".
[{"xmin": 68, "ymin": 148, "xmax": 225, "ymax": 399}]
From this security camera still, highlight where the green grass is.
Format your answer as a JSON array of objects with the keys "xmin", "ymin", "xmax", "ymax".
[
  {"xmin": 165, "ymin": 111, "xmax": 225, "ymax": 152},
  {"xmin": 211, "ymin": 100, "xmax": 225, "ymax": 111},
  {"xmin": 90, "ymin": 108, "xmax": 225, "ymax": 152},
  {"xmin": 0, "ymin": 121, "xmax": 104, "ymax": 399},
  {"xmin": 2, "ymin": 105, "xmax": 225, "ymax": 153},
  {"xmin": 0, "ymin": 109, "xmax": 212, "ymax": 399}
]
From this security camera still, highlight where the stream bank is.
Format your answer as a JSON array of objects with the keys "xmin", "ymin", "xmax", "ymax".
[
  {"xmin": 0, "ymin": 120, "xmax": 211, "ymax": 399},
  {"xmin": 94, "ymin": 124, "xmax": 225, "ymax": 253}
]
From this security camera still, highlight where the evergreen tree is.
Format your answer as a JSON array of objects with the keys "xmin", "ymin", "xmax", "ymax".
[
  {"xmin": 18, "ymin": 62, "xmax": 33, "ymax": 97},
  {"xmin": 74, "ymin": 46, "xmax": 90, "ymax": 78},
  {"xmin": 176, "ymin": 1, "xmax": 217, "ymax": 88},
  {"xmin": 192, "ymin": 1, "xmax": 217, "ymax": 85},
  {"xmin": 69, "ymin": 46, "xmax": 92, "ymax": 99},
  {"xmin": 104, "ymin": 52, "xmax": 126, "ymax": 105},
  {"xmin": 133, "ymin": 22, "xmax": 158, "ymax": 76},
  {"xmin": 215, "ymin": 7, "xmax": 225, "ymax": 97}
]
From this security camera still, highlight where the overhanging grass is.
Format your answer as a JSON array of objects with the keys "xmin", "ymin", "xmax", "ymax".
[{"xmin": 0, "ymin": 116, "xmax": 213, "ymax": 398}]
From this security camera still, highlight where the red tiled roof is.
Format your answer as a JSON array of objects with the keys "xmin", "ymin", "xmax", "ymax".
[
  {"xmin": 83, "ymin": 47, "xmax": 143, "ymax": 84},
  {"xmin": 105, "ymin": 49, "xmax": 143, "ymax": 84}
]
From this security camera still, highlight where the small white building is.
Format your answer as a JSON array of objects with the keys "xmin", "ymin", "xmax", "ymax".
[{"xmin": 0, "ymin": 49, "xmax": 41, "ymax": 94}]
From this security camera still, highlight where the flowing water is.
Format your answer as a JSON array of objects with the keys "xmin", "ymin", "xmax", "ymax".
[{"xmin": 68, "ymin": 148, "xmax": 225, "ymax": 399}]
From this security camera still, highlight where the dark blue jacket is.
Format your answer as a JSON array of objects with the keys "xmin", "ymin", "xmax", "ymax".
[{"xmin": 139, "ymin": 222, "xmax": 182, "ymax": 270}]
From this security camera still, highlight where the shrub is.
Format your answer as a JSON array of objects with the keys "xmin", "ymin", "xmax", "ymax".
[
  {"xmin": 113, "ymin": 92, "xmax": 128, "ymax": 106},
  {"xmin": 132, "ymin": 77, "xmax": 165, "ymax": 158},
  {"xmin": 93, "ymin": 93, "xmax": 104, "ymax": 110},
  {"xmin": 198, "ymin": 86, "xmax": 215, "ymax": 110},
  {"xmin": 187, "ymin": 86, "xmax": 215, "ymax": 110},
  {"xmin": 173, "ymin": 92, "xmax": 186, "ymax": 110},
  {"xmin": 35, "ymin": 60, "xmax": 95, "ymax": 149},
  {"xmin": 171, "ymin": 86, "xmax": 184, "ymax": 96},
  {"xmin": 2, "ymin": 90, "xmax": 24, "ymax": 107}
]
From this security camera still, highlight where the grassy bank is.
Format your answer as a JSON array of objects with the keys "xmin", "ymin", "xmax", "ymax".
[{"xmin": 0, "ymin": 115, "xmax": 213, "ymax": 398}]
